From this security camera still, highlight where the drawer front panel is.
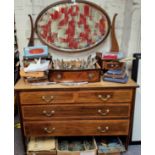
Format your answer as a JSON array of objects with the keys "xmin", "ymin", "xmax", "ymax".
[
  {"xmin": 19, "ymin": 89, "xmax": 133, "ymax": 105},
  {"xmin": 77, "ymin": 89, "xmax": 133, "ymax": 103},
  {"xmin": 22, "ymin": 104, "xmax": 130, "ymax": 120},
  {"xmin": 24, "ymin": 120, "xmax": 129, "ymax": 137},
  {"xmin": 20, "ymin": 91, "xmax": 74, "ymax": 104}
]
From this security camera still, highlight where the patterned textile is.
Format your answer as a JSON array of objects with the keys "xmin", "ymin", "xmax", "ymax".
[{"xmin": 36, "ymin": 3, "xmax": 109, "ymax": 50}]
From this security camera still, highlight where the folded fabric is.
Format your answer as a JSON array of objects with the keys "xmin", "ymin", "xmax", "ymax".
[
  {"xmin": 24, "ymin": 59, "xmax": 50, "ymax": 72},
  {"xmin": 103, "ymin": 75, "xmax": 128, "ymax": 83}
]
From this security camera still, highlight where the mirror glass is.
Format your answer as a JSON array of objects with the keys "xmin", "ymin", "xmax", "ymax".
[{"xmin": 35, "ymin": 1, "xmax": 111, "ymax": 53}]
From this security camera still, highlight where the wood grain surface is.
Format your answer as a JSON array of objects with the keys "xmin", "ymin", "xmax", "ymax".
[
  {"xmin": 15, "ymin": 77, "xmax": 137, "ymax": 150},
  {"xmin": 24, "ymin": 120, "xmax": 129, "ymax": 137},
  {"xmin": 19, "ymin": 89, "xmax": 133, "ymax": 104},
  {"xmin": 15, "ymin": 78, "xmax": 138, "ymax": 91},
  {"xmin": 22, "ymin": 104, "xmax": 130, "ymax": 120}
]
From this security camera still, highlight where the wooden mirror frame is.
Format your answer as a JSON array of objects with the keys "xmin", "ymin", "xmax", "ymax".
[{"xmin": 35, "ymin": 0, "xmax": 111, "ymax": 53}]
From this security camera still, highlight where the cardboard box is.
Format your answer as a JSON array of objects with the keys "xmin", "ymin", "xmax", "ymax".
[
  {"xmin": 27, "ymin": 151, "xmax": 56, "ymax": 155},
  {"xmin": 24, "ymin": 45, "xmax": 48, "ymax": 59},
  {"xmin": 95, "ymin": 137, "xmax": 125, "ymax": 155},
  {"xmin": 27, "ymin": 137, "xmax": 56, "ymax": 155},
  {"xmin": 57, "ymin": 137, "xmax": 97, "ymax": 155},
  {"xmin": 97, "ymin": 152, "xmax": 120, "ymax": 155}
]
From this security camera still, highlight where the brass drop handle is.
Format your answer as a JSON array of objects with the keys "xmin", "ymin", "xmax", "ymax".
[
  {"xmin": 98, "ymin": 94, "xmax": 111, "ymax": 101},
  {"xmin": 97, "ymin": 126, "xmax": 109, "ymax": 133},
  {"xmin": 42, "ymin": 110, "xmax": 55, "ymax": 117},
  {"xmin": 98, "ymin": 109, "xmax": 110, "ymax": 116},
  {"xmin": 42, "ymin": 96, "xmax": 54, "ymax": 103},
  {"xmin": 44, "ymin": 127, "xmax": 55, "ymax": 133}
]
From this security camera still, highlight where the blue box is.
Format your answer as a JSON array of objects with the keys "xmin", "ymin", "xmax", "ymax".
[{"xmin": 24, "ymin": 45, "xmax": 48, "ymax": 58}]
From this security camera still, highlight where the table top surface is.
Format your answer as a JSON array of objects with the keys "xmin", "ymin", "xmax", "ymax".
[{"xmin": 14, "ymin": 78, "xmax": 138, "ymax": 91}]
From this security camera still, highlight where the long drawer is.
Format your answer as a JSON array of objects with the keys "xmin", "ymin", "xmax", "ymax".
[
  {"xmin": 22, "ymin": 104, "xmax": 130, "ymax": 120},
  {"xmin": 19, "ymin": 89, "xmax": 133, "ymax": 105},
  {"xmin": 23, "ymin": 120, "xmax": 129, "ymax": 137}
]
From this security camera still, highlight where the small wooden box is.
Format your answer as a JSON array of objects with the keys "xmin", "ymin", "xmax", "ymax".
[
  {"xmin": 102, "ymin": 61, "xmax": 125, "ymax": 70},
  {"xmin": 48, "ymin": 64, "xmax": 101, "ymax": 83},
  {"xmin": 27, "ymin": 137, "xmax": 56, "ymax": 155},
  {"xmin": 95, "ymin": 137, "xmax": 125, "ymax": 155},
  {"xmin": 96, "ymin": 53, "xmax": 125, "ymax": 70},
  {"xmin": 57, "ymin": 138, "xmax": 97, "ymax": 155}
]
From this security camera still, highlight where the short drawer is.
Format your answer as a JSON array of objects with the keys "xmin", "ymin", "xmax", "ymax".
[
  {"xmin": 77, "ymin": 89, "xmax": 133, "ymax": 103},
  {"xmin": 22, "ymin": 104, "xmax": 130, "ymax": 120},
  {"xmin": 23, "ymin": 120, "xmax": 129, "ymax": 137},
  {"xmin": 19, "ymin": 91, "xmax": 74, "ymax": 105}
]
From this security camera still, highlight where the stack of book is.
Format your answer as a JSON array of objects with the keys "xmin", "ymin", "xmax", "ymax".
[
  {"xmin": 103, "ymin": 68, "xmax": 128, "ymax": 83},
  {"xmin": 20, "ymin": 45, "xmax": 52, "ymax": 83},
  {"xmin": 102, "ymin": 52, "xmax": 129, "ymax": 83}
]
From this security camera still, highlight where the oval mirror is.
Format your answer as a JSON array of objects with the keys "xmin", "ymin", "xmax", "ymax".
[{"xmin": 35, "ymin": 0, "xmax": 111, "ymax": 53}]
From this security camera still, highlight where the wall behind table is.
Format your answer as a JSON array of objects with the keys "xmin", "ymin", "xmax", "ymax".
[{"xmin": 14, "ymin": 0, "xmax": 141, "ymax": 61}]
